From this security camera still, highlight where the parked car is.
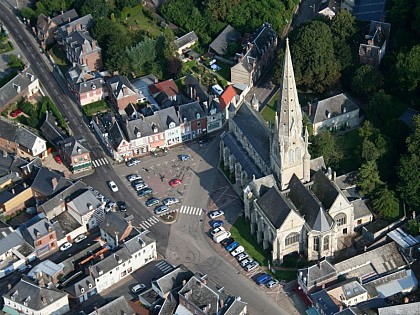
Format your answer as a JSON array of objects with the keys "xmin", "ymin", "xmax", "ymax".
[
  {"xmin": 199, "ymin": 136, "xmax": 211, "ymax": 144},
  {"xmin": 108, "ymin": 181, "xmax": 118, "ymax": 192},
  {"xmin": 178, "ymin": 154, "xmax": 191, "ymax": 161},
  {"xmin": 210, "ymin": 220, "xmax": 223, "ymax": 228},
  {"xmin": 235, "ymin": 252, "xmax": 249, "ymax": 261},
  {"xmin": 127, "ymin": 174, "xmax": 142, "ymax": 182},
  {"xmin": 117, "ymin": 201, "xmax": 127, "ymax": 211},
  {"xmin": 240, "ymin": 258, "xmax": 253, "ymax": 267},
  {"xmin": 138, "ymin": 187, "xmax": 153, "ymax": 197},
  {"xmin": 169, "ymin": 178, "xmax": 182, "ymax": 187},
  {"xmin": 60, "ymin": 242, "xmax": 72, "ymax": 252},
  {"xmin": 10, "ymin": 108, "xmax": 23, "ymax": 117},
  {"xmin": 209, "ymin": 210, "xmax": 224, "ymax": 219},
  {"xmin": 133, "ymin": 182, "xmax": 148, "ymax": 191},
  {"xmin": 146, "ymin": 197, "xmax": 160, "ymax": 207},
  {"xmin": 126, "ymin": 158, "xmax": 141, "ymax": 167},
  {"xmin": 225, "ymin": 241, "xmax": 239, "ymax": 252},
  {"xmin": 220, "ymin": 237, "xmax": 235, "ymax": 247},
  {"xmin": 54, "ymin": 155, "xmax": 62, "ymax": 164},
  {"xmin": 74, "ymin": 234, "xmax": 87, "ymax": 243},
  {"xmin": 162, "ymin": 197, "xmax": 179, "ymax": 206},
  {"xmin": 245, "ymin": 261, "xmax": 259, "ymax": 272},
  {"xmin": 256, "ymin": 273, "xmax": 272, "ymax": 285},
  {"xmin": 231, "ymin": 246, "xmax": 245, "ymax": 256},
  {"xmin": 213, "ymin": 231, "xmax": 231, "ymax": 243},
  {"xmin": 18, "ymin": 264, "xmax": 32, "ymax": 273},
  {"xmin": 131, "ymin": 283, "xmax": 146, "ymax": 293},
  {"xmin": 266, "ymin": 279, "xmax": 279, "ymax": 289},
  {"xmin": 210, "ymin": 227, "xmax": 225, "ymax": 236},
  {"xmin": 154, "ymin": 205, "xmax": 169, "ymax": 215}
]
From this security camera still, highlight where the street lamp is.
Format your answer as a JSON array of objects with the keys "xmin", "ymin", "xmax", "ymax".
[{"xmin": 310, "ymin": 4, "xmax": 316, "ymax": 13}]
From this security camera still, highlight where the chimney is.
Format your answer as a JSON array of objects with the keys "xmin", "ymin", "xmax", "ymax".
[
  {"xmin": 95, "ymin": 306, "xmax": 99, "ymax": 314},
  {"xmin": 7, "ymin": 283, "xmax": 11, "ymax": 290},
  {"xmin": 76, "ymin": 23, "xmax": 81, "ymax": 31},
  {"xmin": 51, "ymin": 177, "xmax": 58, "ymax": 190},
  {"xmin": 111, "ymin": 115, "xmax": 115, "ymax": 124},
  {"xmin": 308, "ymin": 102, "xmax": 312, "ymax": 116},
  {"xmin": 96, "ymin": 115, "xmax": 99, "ymax": 124},
  {"xmin": 404, "ymin": 297, "xmax": 409, "ymax": 303},
  {"xmin": 66, "ymin": 25, "xmax": 72, "ymax": 35},
  {"xmin": 321, "ymin": 283, "xmax": 326, "ymax": 289},
  {"xmin": 219, "ymin": 299, "xmax": 224, "ymax": 309},
  {"xmin": 47, "ymin": 16, "xmax": 51, "ymax": 24},
  {"xmin": 339, "ymin": 305, "xmax": 343, "ymax": 311},
  {"xmin": 92, "ymin": 40, "xmax": 97, "ymax": 50},
  {"xmin": 182, "ymin": 279, "xmax": 187, "ymax": 286},
  {"xmin": 317, "ymin": 261, "xmax": 321, "ymax": 270},
  {"xmin": 122, "ymin": 87, "xmax": 129, "ymax": 96}
]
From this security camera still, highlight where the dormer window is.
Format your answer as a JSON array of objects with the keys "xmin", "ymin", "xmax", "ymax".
[
  {"xmin": 169, "ymin": 122, "xmax": 175, "ymax": 128},
  {"xmin": 196, "ymin": 113, "xmax": 201, "ymax": 119},
  {"xmin": 136, "ymin": 132, "xmax": 141, "ymax": 138},
  {"xmin": 151, "ymin": 123, "xmax": 158, "ymax": 133}
]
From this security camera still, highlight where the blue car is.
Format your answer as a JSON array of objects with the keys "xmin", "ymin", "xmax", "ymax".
[
  {"xmin": 210, "ymin": 220, "xmax": 223, "ymax": 228},
  {"xmin": 226, "ymin": 241, "xmax": 239, "ymax": 252}
]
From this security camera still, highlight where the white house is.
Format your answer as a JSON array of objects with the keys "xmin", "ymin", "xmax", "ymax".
[{"xmin": 66, "ymin": 190, "xmax": 105, "ymax": 230}]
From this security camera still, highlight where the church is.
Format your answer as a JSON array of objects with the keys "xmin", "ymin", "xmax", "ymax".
[{"xmin": 220, "ymin": 39, "xmax": 371, "ymax": 264}]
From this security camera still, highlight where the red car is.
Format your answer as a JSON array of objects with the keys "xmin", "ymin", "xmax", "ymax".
[
  {"xmin": 54, "ymin": 155, "xmax": 62, "ymax": 164},
  {"xmin": 10, "ymin": 109, "xmax": 23, "ymax": 118},
  {"xmin": 169, "ymin": 178, "xmax": 182, "ymax": 187}
]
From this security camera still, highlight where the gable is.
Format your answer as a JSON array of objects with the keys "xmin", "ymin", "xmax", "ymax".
[{"xmin": 278, "ymin": 209, "xmax": 305, "ymax": 232}]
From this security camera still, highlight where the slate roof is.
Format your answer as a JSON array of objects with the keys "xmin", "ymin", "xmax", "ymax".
[
  {"xmin": 21, "ymin": 218, "xmax": 54, "ymax": 244},
  {"xmin": 174, "ymin": 31, "xmax": 198, "ymax": 49},
  {"xmin": 299, "ymin": 259, "xmax": 337, "ymax": 288},
  {"xmin": 31, "ymin": 167, "xmax": 71, "ymax": 197},
  {"xmin": 378, "ymin": 301, "xmax": 420, "ymax": 315},
  {"xmin": 106, "ymin": 75, "xmax": 137, "ymax": 100},
  {"xmin": 178, "ymin": 101, "xmax": 205, "ymax": 122},
  {"xmin": 232, "ymin": 102, "xmax": 270, "ymax": 165},
  {"xmin": 64, "ymin": 30, "xmax": 100, "ymax": 59},
  {"xmin": 59, "ymin": 136, "xmax": 89, "ymax": 157},
  {"xmin": 0, "ymin": 230, "xmax": 25, "ymax": 256},
  {"xmin": 28, "ymin": 260, "xmax": 63, "ymax": 278},
  {"xmin": 256, "ymin": 186, "xmax": 297, "ymax": 229},
  {"xmin": 108, "ymin": 120, "xmax": 127, "ymax": 149},
  {"xmin": 64, "ymin": 275, "xmax": 95, "ymax": 298},
  {"xmin": 0, "ymin": 66, "xmax": 38, "ymax": 108},
  {"xmin": 311, "ymin": 289, "xmax": 340, "ymax": 315},
  {"xmin": 67, "ymin": 190, "xmax": 102, "ymax": 216},
  {"xmin": 51, "ymin": 9, "xmax": 79, "ymax": 26},
  {"xmin": 56, "ymin": 14, "xmax": 93, "ymax": 40},
  {"xmin": 153, "ymin": 264, "xmax": 194, "ymax": 296},
  {"xmin": 88, "ymin": 296, "xmax": 134, "ymax": 315},
  {"xmin": 66, "ymin": 63, "xmax": 93, "ymax": 85},
  {"xmin": 352, "ymin": 199, "xmax": 372, "ymax": 220},
  {"xmin": 40, "ymin": 112, "xmax": 67, "ymax": 148},
  {"xmin": 100, "ymin": 212, "xmax": 130, "ymax": 238},
  {"xmin": 149, "ymin": 79, "xmax": 179, "ymax": 97},
  {"xmin": 209, "ymin": 25, "xmax": 241, "ymax": 56},
  {"xmin": 184, "ymin": 74, "xmax": 209, "ymax": 103},
  {"xmin": 159, "ymin": 106, "xmax": 180, "ymax": 128},
  {"xmin": 0, "ymin": 119, "xmax": 46, "ymax": 153},
  {"xmin": 318, "ymin": 0, "xmax": 340, "ymax": 14},
  {"xmin": 3, "ymin": 278, "xmax": 68, "ymax": 310},
  {"xmin": 221, "ymin": 133, "xmax": 263, "ymax": 179},
  {"xmin": 311, "ymin": 170, "xmax": 341, "ymax": 209},
  {"xmin": 311, "ymin": 93, "xmax": 359, "ymax": 124}
]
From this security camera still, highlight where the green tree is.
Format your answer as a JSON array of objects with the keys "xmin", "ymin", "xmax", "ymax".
[
  {"xmin": 309, "ymin": 130, "xmax": 343, "ymax": 168},
  {"xmin": 351, "ymin": 65, "xmax": 383, "ymax": 100},
  {"xmin": 302, "ymin": 114, "xmax": 313, "ymax": 137},
  {"xmin": 291, "ymin": 20, "xmax": 340, "ymax": 92},
  {"xmin": 166, "ymin": 57, "xmax": 183, "ymax": 78},
  {"xmin": 35, "ymin": 0, "xmax": 66, "ymax": 16},
  {"xmin": 7, "ymin": 54, "xmax": 24, "ymax": 70},
  {"xmin": 357, "ymin": 160, "xmax": 383, "ymax": 196},
  {"xmin": 330, "ymin": 10, "xmax": 356, "ymax": 44},
  {"xmin": 373, "ymin": 187, "xmax": 400, "ymax": 220},
  {"xmin": 81, "ymin": 0, "xmax": 112, "ymax": 19},
  {"xmin": 392, "ymin": 45, "xmax": 420, "ymax": 92},
  {"xmin": 126, "ymin": 37, "xmax": 156, "ymax": 76},
  {"xmin": 359, "ymin": 121, "xmax": 387, "ymax": 161},
  {"xmin": 366, "ymin": 91, "xmax": 397, "ymax": 127},
  {"xmin": 406, "ymin": 219, "xmax": 420, "ymax": 236},
  {"xmin": 104, "ymin": 30, "xmax": 131, "ymax": 73}
]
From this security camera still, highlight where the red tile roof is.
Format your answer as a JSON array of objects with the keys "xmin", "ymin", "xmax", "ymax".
[
  {"xmin": 149, "ymin": 79, "xmax": 179, "ymax": 97},
  {"xmin": 220, "ymin": 85, "xmax": 236, "ymax": 110}
]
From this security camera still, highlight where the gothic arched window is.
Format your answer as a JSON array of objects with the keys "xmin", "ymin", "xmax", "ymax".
[
  {"xmin": 288, "ymin": 149, "xmax": 294, "ymax": 164},
  {"xmin": 334, "ymin": 213, "xmax": 347, "ymax": 226},
  {"xmin": 285, "ymin": 232, "xmax": 299, "ymax": 246},
  {"xmin": 323, "ymin": 236, "xmax": 329, "ymax": 251},
  {"xmin": 295, "ymin": 147, "xmax": 301, "ymax": 161}
]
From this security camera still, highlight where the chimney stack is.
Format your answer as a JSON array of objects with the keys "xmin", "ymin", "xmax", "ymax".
[
  {"xmin": 51, "ymin": 177, "xmax": 58, "ymax": 190},
  {"xmin": 308, "ymin": 102, "xmax": 312, "ymax": 116}
]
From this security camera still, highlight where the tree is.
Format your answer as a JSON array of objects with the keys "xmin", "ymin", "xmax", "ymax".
[
  {"xmin": 81, "ymin": 0, "xmax": 112, "ymax": 19},
  {"xmin": 35, "ymin": 0, "xmax": 66, "ymax": 16},
  {"xmin": 302, "ymin": 114, "xmax": 313, "ymax": 137},
  {"xmin": 373, "ymin": 187, "xmax": 400, "ymax": 220},
  {"xmin": 330, "ymin": 10, "xmax": 356, "ymax": 44},
  {"xmin": 309, "ymin": 130, "xmax": 343, "ymax": 168},
  {"xmin": 351, "ymin": 65, "xmax": 383, "ymax": 100},
  {"xmin": 7, "ymin": 54, "xmax": 24, "ymax": 70},
  {"xmin": 358, "ymin": 121, "xmax": 387, "ymax": 162},
  {"xmin": 406, "ymin": 219, "xmax": 420, "ymax": 236},
  {"xmin": 291, "ymin": 20, "xmax": 340, "ymax": 92},
  {"xmin": 357, "ymin": 160, "xmax": 383, "ymax": 196},
  {"xmin": 103, "ymin": 30, "xmax": 131, "ymax": 73},
  {"xmin": 166, "ymin": 57, "xmax": 183, "ymax": 78},
  {"xmin": 126, "ymin": 38, "xmax": 156, "ymax": 76},
  {"xmin": 366, "ymin": 91, "xmax": 396, "ymax": 127},
  {"xmin": 392, "ymin": 45, "xmax": 420, "ymax": 92}
]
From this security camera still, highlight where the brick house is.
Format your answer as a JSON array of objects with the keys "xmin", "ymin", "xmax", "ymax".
[
  {"xmin": 359, "ymin": 21, "xmax": 391, "ymax": 66},
  {"xmin": 58, "ymin": 137, "xmax": 92, "ymax": 174},
  {"xmin": 178, "ymin": 101, "xmax": 207, "ymax": 141},
  {"xmin": 21, "ymin": 217, "xmax": 58, "ymax": 258},
  {"xmin": 64, "ymin": 30, "xmax": 103, "ymax": 71},
  {"xmin": 106, "ymin": 75, "xmax": 138, "ymax": 110},
  {"xmin": 149, "ymin": 79, "xmax": 180, "ymax": 103}
]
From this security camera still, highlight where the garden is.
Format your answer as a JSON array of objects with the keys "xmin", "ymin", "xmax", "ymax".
[{"xmin": 82, "ymin": 100, "xmax": 110, "ymax": 118}]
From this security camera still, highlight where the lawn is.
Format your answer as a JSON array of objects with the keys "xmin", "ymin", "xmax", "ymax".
[
  {"xmin": 336, "ymin": 129, "xmax": 362, "ymax": 174},
  {"xmin": 0, "ymin": 40, "xmax": 13, "ymax": 54},
  {"xmin": 119, "ymin": 4, "xmax": 161, "ymax": 38},
  {"xmin": 275, "ymin": 269, "xmax": 298, "ymax": 282},
  {"xmin": 82, "ymin": 100, "xmax": 110, "ymax": 118},
  {"xmin": 261, "ymin": 90, "xmax": 279, "ymax": 123},
  {"xmin": 230, "ymin": 216, "xmax": 270, "ymax": 266},
  {"xmin": 48, "ymin": 43, "xmax": 71, "ymax": 73}
]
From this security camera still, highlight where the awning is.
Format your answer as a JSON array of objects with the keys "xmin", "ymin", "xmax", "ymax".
[{"xmin": 2, "ymin": 306, "xmax": 21, "ymax": 315}]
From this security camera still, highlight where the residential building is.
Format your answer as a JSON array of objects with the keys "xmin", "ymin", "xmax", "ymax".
[
  {"xmin": 58, "ymin": 137, "xmax": 92, "ymax": 173},
  {"xmin": 184, "ymin": 73, "xmax": 210, "ymax": 107},
  {"xmin": 179, "ymin": 101, "xmax": 206, "ymax": 141},
  {"xmin": 66, "ymin": 190, "xmax": 105, "ymax": 229},
  {"xmin": 206, "ymin": 96, "xmax": 223, "ymax": 133},
  {"xmin": 108, "ymin": 119, "xmax": 132, "ymax": 161},
  {"xmin": 0, "ymin": 66, "xmax": 40, "ymax": 112},
  {"xmin": 151, "ymin": 265, "xmax": 194, "ymax": 299},
  {"xmin": 359, "ymin": 21, "xmax": 391, "ymax": 66},
  {"xmin": 309, "ymin": 93, "xmax": 361, "ymax": 135},
  {"xmin": 90, "ymin": 113, "xmax": 116, "ymax": 158},
  {"xmin": 387, "ymin": 227, "xmax": 420, "ymax": 260},
  {"xmin": 40, "ymin": 111, "xmax": 67, "ymax": 149},
  {"xmin": 3, "ymin": 278, "xmax": 69, "ymax": 315},
  {"xmin": 378, "ymin": 301, "xmax": 420, "ymax": 315},
  {"xmin": 174, "ymin": 31, "xmax": 198, "ymax": 55},
  {"xmin": 107, "ymin": 75, "xmax": 138, "ymax": 110},
  {"xmin": 28, "ymin": 260, "xmax": 65, "ymax": 286},
  {"xmin": 0, "ymin": 179, "xmax": 33, "ymax": 215},
  {"xmin": 100, "ymin": 212, "xmax": 133, "ymax": 248},
  {"xmin": 21, "ymin": 217, "xmax": 57, "ymax": 257},
  {"xmin": 149, "ymin": 79, "xmax": 180, "ymax": 103},
  {"xmin": 231, "ymin": 23, "xmax": 277, "ymax": 88},
  {"xmin": 87, "ymin": 296, "xmax": 136, "ymax": 315},
  {"xmin": 131, "ymin": 74, "xmax": 158, "ymax": 105},
  {"xmin": 220, "ymin": 85, "xmax": 238, "ymax": 120},
  {"xmin": 298, "ymin": 259, "xmax": 337, "ymax": 294},
  {"xmin": 31, "ymin": 167, "xmax": 72, "ymax": 201},
  {"xmin": 52, "ymin": 210, "xmax": 85, "ymax": 246},
  {"xmin": 64, "ymin": 275, "xmax": 96, "ymax": 303},
  {"xmin": 363, "ymin": 269, "xmax": 418, "ymax": 298},
  {"xmin": 209, "ymin": 25, "xmax": 241, "ymax": 56},
  {"xmin": 55, "ymin": 14, "xmax": 93, "ymax": 43},
  {"xmin": 64, "ymin": 30, "xmax": 102, "ymax": 71},
  {"xmin": 176, "ymin": 273, "xmax": 248, "ymax": 315},
  {"xmin": 36, "ymin": 9, "xmax": 79, "ymax": 47}
]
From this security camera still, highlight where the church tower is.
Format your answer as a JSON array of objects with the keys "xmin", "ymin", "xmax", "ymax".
[{"xmin": 270, "ymin": 38, "xmax": 310, "ymax": 190}]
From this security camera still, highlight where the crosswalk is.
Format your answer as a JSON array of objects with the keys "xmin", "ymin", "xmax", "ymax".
[
  {"xmin": 139, "ymin": 216, "xmax": 160, "ymax": 230},
  {"xmin": 179, "ymin": 205, "xmax": 202, "ymax": 216},
  {"xmin": 155, "ymin": 260, "xmax": 175, "ymax": 274},
  {"xmin": 92, "ymin": 157, "xmax": 109, "ymax": 168}
]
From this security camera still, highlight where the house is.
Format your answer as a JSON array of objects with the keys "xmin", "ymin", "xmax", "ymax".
[
  {"xmin": 231, "ymin": 23, "xmax": 277, "ymax": 88},
  {"xmin": 66, "ymin": 64, "xmax": 107, "ymax": 105},
  {"xmin": 318, "ymin": 0, "xmax": 340, "ymax": 19},
  {"xmin": 87, "ymin": 296, "xmax": 136, "ymax": 315},
  {"xmin": 363, "ymin": 269, "xmax": 418, "ymax": 298},
  {"xmin": 220, "ymin": 85, "xmax": 238, "ymax": 120},
  {"xmin": 2, "ymin": 278, "xmax": 70, "ymax": 315},
  {"xmin": 90, "ymin": 113, "xmax": 116, "ymax": 157},
  {"xmin": 387, "ymin": 227, "xmax": 420, "ymax": 260},
  {"xmin": 151, "ymin": 265, "xmax": 194, "ymax": 299},
  {"xmin": 209, "ymin": 25, "xmax": 241, "ymax": 56},
  {"xmin": 66, "ymin": 189, "xmax": 105, "ymax": 229},
  {"xmin": 0, "ymin": 179, "xmax": 33, "ymax": 215},
  {"xmin": 21, "ymin": 217, "xmax": 58, "ymax": 257},
  {"xmin": 58, "ymin": 137, "xmax": 92, "ymax": 174},
  {"xmin": 298, "ymin": 259, "xmax": 337, "ymax": 294},
  {"xmin": 106, "ymin": 75, "xmax": 138, "ymax": 110},
  {"xmin": 179, "ymin": 101, "xmax": 207, "ymax": 141},
  {"xmin": 359, "ymin": 21, "xmax": 391, "ymax": 66},
  {"xmin": 0, "ymin": 66, "xmax": 40, "ymax": 111},
  {"xmin": 149, "ymin": 79, "xmax": 180, "ymax": 103},
  {"xmin": 131, "ymin": 74, "xmax": 158, "ymax": 105},
  {"xmin": 52, "ymin": 210, "xmax": 85, "ymax": 246},
  {"xmin": 55, "ymin": 14, "xmax": 93, "ymax": 44},
  {"xmin": 174, "ymin": 31, "xmax": 198, "ymax": 55},
  {"xmin": 108, "ymin": 119, "xmax": 132, "ymax": 161},
  {"xmin": 28, "ymin": 260, "xmax": 65, "ymax": 286},
  {"xmin": 184, "ymin": 73, "xmax": 210, "ymax": 107},
  {"xmin": 378, "ymin": 301, "xmax": 420, "ymax": 315},
  {"xmin": 100, "ymin": 212, "xmax": 133, "ymax": 248},
  {"xmin": 206, "ymin": 96, "xmax": 223, "ymax": 133},
  {"xmin": 88, "ymin": 231, "xmax": 157, "ymax": 293},
  {"xmin": 64, "ymin": 275, "xmax": 96, "ymax": 303},
  {"xmin": 309, "ymin": 93, "xmax": 361, "ymax": 135},
  {"xmin": 176, "ymin": 273, "xmax": 248, "ymax": 315},
  {"xmin": 64, "ymin": 30, "xmax": 103, "ymax": 71},
  {"xmin": 31, "ymin": 166, "xmax": 72, "ymax": 201},
  {"xmin": 40, "ymin": 111, "xmax": 67, "ymax": 149},
  {"xmin": 36, "ymin": 9, "xmax": 79, "ymax": 47}
]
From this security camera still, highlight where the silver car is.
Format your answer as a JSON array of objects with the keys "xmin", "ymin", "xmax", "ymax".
[{"xmin": 162, "ymin": 197, "xmax": 179, "ymax": 206}]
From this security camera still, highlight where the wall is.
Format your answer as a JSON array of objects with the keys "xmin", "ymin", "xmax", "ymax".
[
  {"xmin": 4, "ymin": 294, "xmax": 70, "ymax": 315},
  {"xmin": 2, "ymin": 187, "xmax": 33, "ymax": 215}
]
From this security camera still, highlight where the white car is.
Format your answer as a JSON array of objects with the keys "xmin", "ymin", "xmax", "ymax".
[
  {"xmin": 266, "ymin": 279, "xmax": 279, "ymax": 288},
  {"xmin": 162, "ymin": 197, "xmax": 179, "ymax": 206},
  {"xmin": 210, "ymin": 226, "xmax": 225, "ymax": 236},
  {"xmin": 131, "ymin": 283, "xmax": 146, "ymax": 293},
  {"xmin": 74, "ymin": 234, "xmax": 87, "ymax": 243},
  {"xmin": 209, "ymin": 210, "xmax": 224, "ymax": 219},
  {"xmin": 126, "ymin": 158, "xmax": 141, "ymax": 167},
  {"xmin": 240, "ymin": 258, "xmax": 253, "ymax": 267},
  {"xmin": 231, "ymin": 246, "xmax": 244, "ymax": 257},
  {"xmin": 60, "ymin": 242, "xmax": 72, "ymax": 252},
  {"xmin": 127, "ymin": 174, "xmax": 142, "ymax": 182},
  {"xmin": 108, "ymin": 181, "xmax": 118, "ymax": 192},
  {"xmin": 245, "ymin": 261, "xmax": 259, "ymax": 272}
]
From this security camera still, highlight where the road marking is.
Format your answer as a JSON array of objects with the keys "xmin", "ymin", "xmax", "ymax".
[{"xmin": 92, "ymin": 157, "xmax": 109, "ymax": 168}]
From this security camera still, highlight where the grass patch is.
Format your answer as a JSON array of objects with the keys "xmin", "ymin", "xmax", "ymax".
[
  {"xmin": 182, "ymin": 60, "xmax": 196, "ymax": 76},
  {"xmin": 230, "ymin": 216, "xmax": 270, "ymax": 266},
  {"xmin": 214, "ymin": 62, "xmax": 230, "ymax": 82},
  {"xmin": 0, "ymin": 40, "xmax": 13, "ymax": 54},
  {"xmin": 119, "ymin": 4, "xmax": 160, "ymax": 38},
  {"xmin": 82, "ymin": 100, "xmax": 110, "ymax": 118},
  {"xmin": 275, "ymin": 270, "xmax": 297, "ymax": 282},
  {"xmin": 261, "ymin": 90, "xmax": 279, "ymax": 123},
  {"xmin": 336, "ymin": 129, "xmax": 362, "ymax": 174}
]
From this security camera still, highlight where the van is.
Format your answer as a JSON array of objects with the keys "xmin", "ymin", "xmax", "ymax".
[
  {"xmin": 256, "ymin": 273, "xmax": 272, "ymax": 285},
  {"xmin": 213, "ymin": 231, "xmax": 231, "ymax": 243}
]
